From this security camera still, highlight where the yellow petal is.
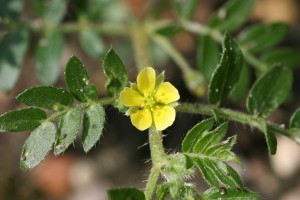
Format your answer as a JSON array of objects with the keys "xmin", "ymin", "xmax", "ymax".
[
  {"xmin": 152, "ymin": 105, "xmax": 176, "ymax": 131},
  {"xmin": 155, "ymin": 82, "xmax": 180, "ymax": 104},
  {"xmin": 119, "ymin": 87, "xmax": 144, "ymax": 107},
  {"xmin": 137, "ymin": 67, "xmax": 156, "ymax": 97},
  {"xmin": 130, "ymin": 108, "xmax": 152, "ymax": 131}
]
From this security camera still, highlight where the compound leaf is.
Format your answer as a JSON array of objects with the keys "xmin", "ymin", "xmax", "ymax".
[{"xmin": 182, "ymin": 118, "xmax": 214, "ymax": 153}]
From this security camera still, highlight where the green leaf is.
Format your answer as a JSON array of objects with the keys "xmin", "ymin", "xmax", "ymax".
[
  {"xmin": 0, "ymin": 27, "xmax": 29, "ymax": 92},
  {"xmin": 65, "ymin": 55, "xmax": 99, "ymax": 102},
  {"xmin": 193, "ymin": 122, "xmax": 228, "ymax": 154},
  {"xmin": 238, "ymin": 23, "xmax": 289, "ymax": 53},
  {"xmin": 82, "ymin": 104, "xmax": 105, "ymax": 152},
  {"xmin": 0, "ymin": 108, "xmax": 46, "ymax": 132},
  {"xmin": 230, "ymin": 64, "xmax": 250, "ymax": 102},
  {"xmin": 208, "ymin": 34, "xmax": 243, "ymax": 106},
  {"xmin": 156, "ymin": 182, "xmax": 199, "ymax": 200},
  {"xmin": 202, "ymin": 187, "xmax": 261, "ymax": 200},
  {"xmin": 182, "ymin": 118, "xmax": 214, "ymax": 153},
  {"xmin": 257, "ymin": 118, "xmax": 277, "ymax": 155},
  {"xmin": 44, "ymin": 0, "xmax": 66, "ymax": 25},
  {"xmin": 20, "ymin": 122, "xmax": 56, "ymax": 171},
  {"xmin": 247, "ymin": 65, "xmax": 292, "ymax": 117},
  {"xmin": 108, "ymin": 188, "xmax": 145, "ymax": 200},
  {"xmin": 0, "ymin": 0, "xmax": 23, "ymax": 19},
  {"xmin": 172, "ymin": 0, "xmax": 198, "ymax": 19},
  {"xmin": 192, "ymin": 157, "xmax": 219, "ymax": 187},
  {"xmin": 261, "ymin": 48, "xmax": 300, "ymax": 69},
  {"xmin": 35, "ymin": 30, "xmax": 63, "ymax": 85},
  {"xmin": 79, "ymin": 28, "xmax": 105, "ymax": 58},
  {"xmin": 197, "ymin": 35, "xmax": 220, "ymax": 81},
  {"xmin": 185, "ymin": 122, "xmax": 243, "ymax": 189},
  {"xmin": 17, "ymin": 86, "xmax": 73, "ymax": 110},
  {"xmin": 103, "ymin": 48, "xmax": 128, "ymax": 97},
  {"xmin": 209, "ymin": 0, "xmax": 256, "ymax": 32},
  {"xmin": 290, "ymin": 108, "xmax": 300, "ymax": 128},
  {"xmin": 54, "ymin": 108, "xmax": 81, "ymax": 155}
]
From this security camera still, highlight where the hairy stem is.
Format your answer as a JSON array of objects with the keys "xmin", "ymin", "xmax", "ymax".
[
  {"xmin": 145, "ymin": 127, "xmax": 167, "ymax": 200},
  {"xmin": 176, "ymin": 103, "xmax": 293, "ymax": 138},
  {"xmin": 45, "ymin": 97, "xmax": 115, "ymax": 122}
]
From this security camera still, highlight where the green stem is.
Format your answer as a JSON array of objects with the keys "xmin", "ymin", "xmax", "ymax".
[
  {"xmin": 145, "ymin": 127, "xmax": 167, "ymax": 200},
  {"xmin": 131, "ymin": 23, "xmax": 152, "ymax": 70},
  {"xmin": 176, "ymin": 103, "xmax": 292, "ymax": 138},
  {"xmin": 45, "ymin": 97, "xmax": 115, "ymax": 123},
  {"xmin": 8, "ymin": 18, "xmax": 130, "ymax": 36},
  {"xmin": 151, "ymin": 34, "xmax": 191, "ymax": 74},
  {"xmin": 181, "ymin": 20, "xmax": 269, "ymax": 72}
]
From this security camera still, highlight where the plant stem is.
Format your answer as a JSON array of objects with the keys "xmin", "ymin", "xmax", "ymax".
[
  {"xmin": 151, "ymin": 34, "xmax": 190, "ymax": 74},
  {"xmin": 176, "ymin": 103, "xmax": 293, "ymax": 139},
  {"xmin": 131, "ymin": 22, "xmax": 152, "ymax": 70},
  {"xmin": 45, "ymin": 97, "xmax": 115, "ymax": 122},
  {"xmin": 181, "ymin": 20, "xmax": 269, "ymax": 72},
  {"xmin": 145, "ymin": 127, "xmax": 167, "ymax": 200}
]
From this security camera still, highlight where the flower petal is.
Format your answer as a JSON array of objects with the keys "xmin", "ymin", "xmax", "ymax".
[
  {"xmin": 119, "ymin": 87, "xmax": 144, "ymax": 107},
  {"xmin": 152, "ymin": 105, "xmax": 176, "ymax": 131},
  {"xmin": 155, "ymin": 82, "xmax": 180, "ymax": 104},
  {"xmin": 137, "ymin": 67, "xmax": 156, "ymax": 96},
  {"xmin": 130, "ymin": 108, "xmax": 152, "ymax": 131}
]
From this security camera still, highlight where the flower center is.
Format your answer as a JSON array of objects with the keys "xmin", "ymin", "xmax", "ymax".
[{"xmin": 144, "ymin": 96, "xmax": 156, "ymax": 108}]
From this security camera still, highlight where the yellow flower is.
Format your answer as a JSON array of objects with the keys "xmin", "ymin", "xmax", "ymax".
[{"xmin": 119, "ymin": 67, "xmax": 180, "ymax": 131}]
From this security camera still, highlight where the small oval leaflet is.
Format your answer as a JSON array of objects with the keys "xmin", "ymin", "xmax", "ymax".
[
  {"xmin": 238, "ymin": 23, "xmax": 289, "ymax": 53},
  {"xmin": 247, "ymin": 65, "xmax": 292, "ymax": 117},
  {"xmin": 103, "ymin": 48, "xmax": 128, "ymax": 97},
  {"xmin": 20, "ymin": 122, "xmax": 56, "ymax": 171},
  {"xmin": 82, "ymin": 104, "xmax": 105, "ymax": 153},
  {"xmin": 17, "ymin": 86, "xmax": 73, "ymax": 110},
  {"xmin": 208, "ymin": 33, "xmax": 243, "ymax": 106},
  {"xmin": 65, "ymin": 55, "xmax": 99, "ymax": 102},
  {"xmin": 209, "ymin": 0, "xmax": 256, "ymax": 32},
  {"xmin": 0, "ymin": 107, "xmax": 47, "ymax": 132},
  {"xmin": 54, "ymin": 108, "xmax": 81, "ymax": 156}
]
